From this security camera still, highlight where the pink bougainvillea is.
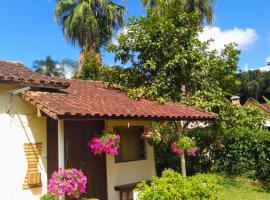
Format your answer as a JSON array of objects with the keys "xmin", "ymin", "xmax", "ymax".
[
  {"xmin": 171, "ymin": 136, "xmax": 198, "ymax": 157},
  {"xmin": 186, "ymin": 147, "xmax": 199, "ymax": 157},
  {"xmin": 48, "ymin": 168, "xmax": 87, "ymax": 199},
  {"xmin": 88, "ymin": 129, "xmax": 120, "ymax": 155},
  {"xmin": 171, "ymin": 141, "xmax": 184, "ymax": 155}
]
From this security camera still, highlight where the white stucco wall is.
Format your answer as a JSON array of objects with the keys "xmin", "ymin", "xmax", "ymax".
[
  {"xmin": 0, "ymin": 84, "xmax": 47, "ymax": 200},
  {"xmin": 106, "ymin": 120, "xmax": 156, "ymax": 200}
]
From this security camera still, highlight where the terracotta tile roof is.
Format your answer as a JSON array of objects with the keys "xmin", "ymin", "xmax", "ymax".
[
  {"xmin": 22, "ymin": 80, "xmax": 216, "ymax": 120},
  {"xmin": 0, "ymin": 61, "xmax": 69, "ymax": 88},
  {"xmin": 260, "ymin": 103, "xmax": 270, "ymax": 113}
]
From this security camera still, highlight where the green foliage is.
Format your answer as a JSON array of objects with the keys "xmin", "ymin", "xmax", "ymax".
[
  {"xmin": 182, "ymin": 90, "xmax": 266, "ymax": 131},
  {"xmin": 79, "ymin": 55, "xmax": 103, "ymax": 80},
  {"xmin": 213, "ymin": 127, "xmax": 270, "ymax": 180},
  {"xmin": 33, "ymin": 56, "xmax": 63, "ymax": 77},
  {"xmin": 136, "ymin": 169, "xmax": 219, "ymax": 200},
  {"xmin": 40, "ymin": 194, "xmax": 58, "ymax": 200},
  {"xmin": 143, "ymin": 122, "xmax": 162, "ymax": 145},
  {"xmin": 108, "ymin": 3, "xmax": 239, "ymax": 102},
  {"xmin": 141, "ymin": 0, "xmax": 215, "ymax": 25},
  {"xmin": 263, "ymin": 96, "xmax": 270, "ymax": 105},
  {"xmin": 186, "ymin": 127, "xmax": 270, "ymax": 180},
  {"xmin": 235, "ymin": 70, "xmax": 270, "ymax": 102},
  {"xmin": 54, "ymin": 0, "xmax": 125, "ymax": 51},
  {"xmin": 176, "ymin": 136, "xmax": 196, "ymax": 150},
  {"xmin": 33, "ymin": 56, "xmax": 77, "ymax": 78}
]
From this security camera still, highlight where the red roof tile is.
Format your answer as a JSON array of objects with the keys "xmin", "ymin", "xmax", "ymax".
[
  {"xmin": 22, "ymin": 80, "xmax": 216, "ymax": 120},
  {"xmin": 0, "ymin": 61, "xmax": 69, "ymax": 88},
  {"xmin": 260, "ymin": 103, "xmax": 270, "ymax": 113}
]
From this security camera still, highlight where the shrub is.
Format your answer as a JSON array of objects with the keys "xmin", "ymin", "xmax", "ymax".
[
  {"xmin": 40, "ymin": 194, "xmax": 58, "ymax": 200},
  {"xmin": 186, "ymin": 127, "xmax": 270, "ymax": 180},
  {"xmin": 213, "ymin": 127, "xmax": 270, "ymax": 180},
  {"xmin": 136, "ymin": 169, "xmax": 219, "ymax": 200}
]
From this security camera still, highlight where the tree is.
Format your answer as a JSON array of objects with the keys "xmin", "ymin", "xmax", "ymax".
[
  {"xmin": 33, "ymin": 56, "xmax": 77, "ymax": 78},
  {"xmin": 237, "ymin": 70, "xmax": 262, "ymax": 101},
  {"xmin": 54, "ymin": 0, "xmax": 125, "ymax": 64},
  {"xmin": 108, "ymin": 3, "xmax": 238, "ymax": 102},
  {"xmin": 141, "ymin": 0, "xmax": 216, "ymax": 24},
  {"xmin": 33, "ymin": 56, "xmax": 64, "ymax": 77},
  {"xmin": 59, "ymin": 58, "xmax": 78, "ymax": 78},
  {"xmin": 108, "ymin": 2, "xmax": 266, "ymax": 177}
]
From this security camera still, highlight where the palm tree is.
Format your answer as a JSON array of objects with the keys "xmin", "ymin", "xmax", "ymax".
[
  {"xmin": 33, "ymin": 56, "xmax": 64, "ymax": 77},
  {"xmin": 241, "ymin": 70, "xmax": 262, "ymax": 100},
  {"xmin": 141, "ymin": 0, "xmax": 215, "ymax": 24},
  {"xmin": 54, "ymin": 0, "xmax": 125, "ymax": 64}
]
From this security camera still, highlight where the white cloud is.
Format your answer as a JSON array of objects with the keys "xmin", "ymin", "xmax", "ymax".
[
  {"xmin": 111, "ymin": 27, "xmax": 129, "ymax": 45},
  {"xmin": 249, "ymin": 56, "xmax": 270, "ymax": 72},
  {"xmin": 242, "ymin": 63, "xmax": 250, "ymax": 72},
  {"xmin": 198, "ymin": 26, "xmax": 258, "ymax": 51},
  {"xmin": 266, "ymin": 56, "xmax": 270, "ymax": 63}
]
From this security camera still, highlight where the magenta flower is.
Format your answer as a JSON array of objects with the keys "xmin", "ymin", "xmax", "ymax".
[
  {"xmin": 186, "ymin": 147, "xmax": 199, "ymax": 157},
  {"xmin": 171, "ymin": 142, "xmax": 184, "ymax": 155},
  {"xmin": 88, "ymin": 130, "xmax": 121, "ymax": 155},
  {"xmin": 48, "ymin": 168, "xmax": 87, "ymax": 199}
]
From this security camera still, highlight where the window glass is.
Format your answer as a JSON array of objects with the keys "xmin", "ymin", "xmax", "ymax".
[{"xmin": 114, "ymin": 126, "xmax": 146, "ymax": 163}]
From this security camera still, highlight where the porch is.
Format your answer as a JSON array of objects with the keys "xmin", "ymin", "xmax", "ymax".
[{"xmin": 47, "ymin": 119, "xmax": 156, "ymax": 200}]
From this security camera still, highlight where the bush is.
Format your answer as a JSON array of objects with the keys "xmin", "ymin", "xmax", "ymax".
[
  {"xmin": 40, "ymin": 194, "xmax": 58, "ymax": 200},
  {"xmin": 136, "ymin": 169, "xmax": 219, "ymax": 200},
  {"xmin": 213, "ymin": 127, "xmax": 270, "ymax": 180},
  {"xmin": 186, "ymin": 127, "xmax": 270, "ymax": 180}
]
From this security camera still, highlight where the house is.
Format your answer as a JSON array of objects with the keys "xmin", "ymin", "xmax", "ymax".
[
  {"xmin": 0, "ymin": 61, "xmax": 215, "ymax": 200},
  {"xmin": 243, "ymin": 97, "xmax": 270, "ymax": 129}
]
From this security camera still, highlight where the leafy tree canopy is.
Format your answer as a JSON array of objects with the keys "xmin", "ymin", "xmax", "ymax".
[
  {"xmin": 235, "ymin": 69, "xmax": 270, "ymax": 103},
  {"xmin": 106, "ymin": 1, "xmax": 265, "ymax": 131},
  {"xmin": 141, "ymin": 0, "xmax": 216, "ymax": 24},
  {"xmin": 108, "ymin": 2, "xmax": 239, "ymax": 103},
  {"xmin": 55, "ymin": 0, "xmax": 125, "ymax": 52},
  {"xmin": 33, "ymin": 56, "xmax": 77, "ymax": 78}
]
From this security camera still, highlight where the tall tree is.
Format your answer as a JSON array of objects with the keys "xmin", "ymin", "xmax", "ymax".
[
  {"xmin": 141, "ymin": 0, "xmax": 215, "ymax": 24},
  {"xmin": 54, "ymin": 0, "xmax": 125, "ymax": 64},
  {"xmin": 33, "ymin": 56, "xmax": 64, "ymax": 77},
  {"xmin": 109, "ymin": 2, "xmax": 238, "ymax": 102},
  {"xmin": 239, "ymin": 70, "xmax": 262, "ymax": 101}
]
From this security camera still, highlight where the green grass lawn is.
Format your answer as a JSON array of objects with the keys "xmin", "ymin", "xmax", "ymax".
[{"xmin": 217, "ymin": 175, "xmax": 270, "ymax": 200}]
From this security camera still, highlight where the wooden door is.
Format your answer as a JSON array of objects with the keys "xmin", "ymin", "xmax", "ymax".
[{"xmin": 64, "ymin": 120, "xmax": 107, "ymax": 200}]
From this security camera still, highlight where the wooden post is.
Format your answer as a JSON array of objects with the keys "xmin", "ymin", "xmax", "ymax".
[
  {"xmin": 58, "ymin": 120, "xmax": 65, "ymax": 168},
  {"xmin": 176, "ymin": 121, "xmax": 187, "ymax": 178},
  {"xmin": 58, "ymin": 120, "xmax": 65, "ymax": 200}
]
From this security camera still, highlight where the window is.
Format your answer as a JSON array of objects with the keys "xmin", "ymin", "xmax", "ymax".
[{"xmin": 114, "ymin": 126, "xmax": 146, "ymax": 163}]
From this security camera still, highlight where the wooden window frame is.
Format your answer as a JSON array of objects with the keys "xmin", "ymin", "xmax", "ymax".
[{"xmin": 114, "ymin": 125, "xmax": 147, "ymax": 163}]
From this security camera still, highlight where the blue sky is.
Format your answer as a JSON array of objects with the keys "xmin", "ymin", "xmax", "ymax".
[{"xmin": 0, "ymin": 0, "xmax": 269, "ymax": 70}]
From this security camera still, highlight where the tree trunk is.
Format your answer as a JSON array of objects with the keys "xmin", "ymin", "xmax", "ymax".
[{"xmin": 176, "ymin": 121, "xmax": 187, "ymax": 178}]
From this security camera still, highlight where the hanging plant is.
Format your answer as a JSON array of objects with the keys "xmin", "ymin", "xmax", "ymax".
[
  {"xmin": 171, "ymin": 136, "xmax": 198, "ymax": 157},
  {"xmin": 141, "ymin": 122, "xmax": 162, "ymax": 145},
  {"xmin": 48, "ymin": 168, "xmax": 87, "ymax": 199},
  {"xmin": 87, "ymin": 128, "xmax": 120, "ymax": 155}
]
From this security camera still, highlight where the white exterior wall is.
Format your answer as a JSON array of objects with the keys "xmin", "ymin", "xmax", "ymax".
[
  {"xmin": 0, "ymin": 84, "xmax": 47, "ymax": 200},
  {"xmin": 0, "ymin": 83, "xmax": 157, "ymax": 200},
  {"xmin": 106, "ymin": 120, "xmax": 156, "ymax": 200}
]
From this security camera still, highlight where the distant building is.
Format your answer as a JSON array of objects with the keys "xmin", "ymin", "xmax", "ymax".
[{"xmin": 244, "ymin": 98, "xmax": 270, "ymax": 129}]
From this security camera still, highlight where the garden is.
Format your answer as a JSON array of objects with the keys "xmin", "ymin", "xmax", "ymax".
[{"xmin": 36, "ymin": 0, "xmax": 270, "ymax": 199}]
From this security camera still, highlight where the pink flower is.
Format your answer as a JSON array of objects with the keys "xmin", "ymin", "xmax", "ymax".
[
  {"xmin": 171, "ymin": 142, "xmax": 183, "ymax": 155},
  {"xmin": 88, "ymin": 131, "xmax": 121, "ymax": 155},
  {"xmin": 48, "ymin": 168, "xmax": 87, "ymax": 199}
]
